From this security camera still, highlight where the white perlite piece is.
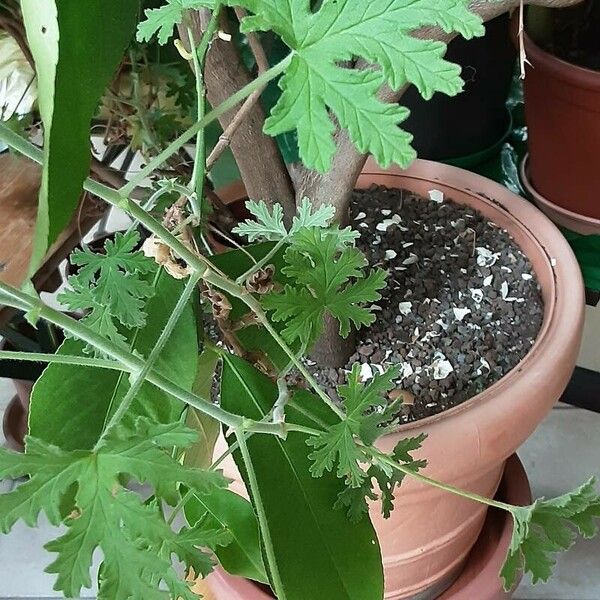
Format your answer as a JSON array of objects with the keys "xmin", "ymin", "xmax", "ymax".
[
  {"xmin": 476, "ymin": 247, "xmax": 500, "ymax": 267},
  {"xmin": 398, "ymin": 301, "xmax": 412, "ymax": 315},
  {"xmin": 359, "ymin": 363, "xmax": 374, "ymax": 382},
  {"xmin": 483, "ymin": 274, "xmax": 494, "ymax": 286},
  {"xmin": 428, "ymin": 189, "xmax": 444, "ymax": 203},
  {"xmin": 376, "ymin": 219, "xmax": 396, "ymax": 232},
  {"xmin": 381, "ymin": 209, "xmax": 391, "ymax": 216},
  {"xmin": 521, "ymin": 273, "xmax": 533, "ymax": 280},
  {"xmin": 403, "ymin": 253, "xmax": 418, "ymax": 265},
  {"xmin": 400, "ymin": 362, "xmax": 414, "ymax": 379},
  {"xmin": 470, "ymin": 288, "xmax": 484, "ymax": 304},
  {"xmin": 500, "ymin": 281, "xmax": 509, "ymax": 300},
  {"xmin": 452, "ymin": 307, "xmax": 471, "ymax": 321},
  {"xmin": 551, "ymin": 258, "xmax": 557, "ymax": 267},
  {"xmin": 354, "ymin": 211, "xmax": 367, "ymax": 220},
  {"xmin": 385, "ymin": 249, "xmax": 397, "ymax": 260},
  {"xmin": 476, "ymin": 357, "xmax": 491, "ymax": 376},
  {"xmin": 431, "ymin": 353, "xmax": 454, "ymax": 380}
]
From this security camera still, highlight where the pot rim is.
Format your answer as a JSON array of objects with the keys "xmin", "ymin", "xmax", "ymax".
[
  {"xmin": 520, "ymin": 154, "xmax": 600, "ymax": 235},
  {"xmin": 513, "ymin": 16, "xmax": 600, "ymax": 91},
  {"xmin": 216, "ymin": 159, "xmax": 583, "ymax": 435}
]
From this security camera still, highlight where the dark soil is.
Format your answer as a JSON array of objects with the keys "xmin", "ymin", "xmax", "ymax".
[
  {"xmin": 309, "ymin": 185, "xmax": 544, "ymax": 423},
  {"xmin": 534, "ymin": 1, "xmax": 600, "ymax": 71}
]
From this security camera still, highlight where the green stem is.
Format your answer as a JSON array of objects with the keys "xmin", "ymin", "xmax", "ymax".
[
  {"xmin": 0, "ymin": 127, "xmax": 344, "ymax": 421},
  {"xmin": 96, "ymin": 272, "xmax": 202, "ymax": 447},
  {"xmin": 0, "ymin": 350, "xmax": 124, "ymax": 371},
  {"xmin": 236, "ymin": 429, "xmax": 287, "ymax": 600},
  {"xmin": 167, "ymin": 487, "xmax": 195, "ymax": 526},
  {"xmin": 186, "ymin": 27, "xmax": 205, "ymax": 219},
  {"xmin": 119, "ymin": 54, "xmax": 292, "ymax": 196},
  {"xmin": 186, "ymin": 3, "xmax": 221, "ymax": 217},
  {"xmin": 0, "ymin": 281, "xmax": 321, "ymax": 438},
  {"xmin": 236, "ymin": 237, "xmax": 288, "ymax": 285},
  {"xmin": 378, "ymin": 453, "xmax": 514, "ymax": 513}
]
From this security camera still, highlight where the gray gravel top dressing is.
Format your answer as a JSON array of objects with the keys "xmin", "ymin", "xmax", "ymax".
[{"xmin": 310, "ymin": 185, "xmax": 544, "ymax": 423}]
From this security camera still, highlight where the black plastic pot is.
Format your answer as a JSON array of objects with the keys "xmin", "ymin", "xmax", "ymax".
[{"xmin": 401, "ymin": 14, "xmax": 516, "ymax": 161}]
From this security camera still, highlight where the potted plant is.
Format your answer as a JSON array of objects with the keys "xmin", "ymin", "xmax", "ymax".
[
  {"xmin": 519, "ymin": 1, "xmax": 600, "ymax": 234},
  {"xmin": 0, "ymin": 1, "xmax": 597, "ymax": 600}
]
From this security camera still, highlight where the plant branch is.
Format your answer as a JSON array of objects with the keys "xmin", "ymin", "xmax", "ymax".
[
  {"xmin": 0, "ymin": 125, "xmax": 346, "ymax": 421},
  {"xmin": 0, "ymin": 350, "xmax": 124, "ymax": 371},
  {"xmin": 119, "ymin": 55, "xmax": 293, "ymax": 196},
  {"xmin": 96, "ymin": 271, "xmax": 202, "ymax": 447},
  {"xmin": 0, "ymin": 279, "xmax": 320, "ymax": 439},
  {"xmin": 183, "ymin": 9, "xmax": 296, "ymax": 220},
  {"xmin": 236, "ymin": 429, "xmax": 287, "ymax": 600}
]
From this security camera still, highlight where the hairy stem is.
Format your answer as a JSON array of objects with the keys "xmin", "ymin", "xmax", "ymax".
[
  {"xmin": 119, "ymin": 55, "xmax": 293, "ymax": 196},
  {"xmin": 96, "ymin": 272, "xmax": 202, "ymax": 447},
  {"xmin": 0, "ymin": 350, "xmax": 124, "ymax": 371},
  {"xmin": 0, "ymin": 280, "xmax": 319, "ymax": 438},
  {"xmin": 187, "ymin": 26, "xmax": 206, "ymax": 218},
  {"xmin": 236, "ymin": 429, "xmax": 287, "ymax": 600},
  {"xmin": 377, "ymin": 452, "xmax": 514, "ymax": 513}
]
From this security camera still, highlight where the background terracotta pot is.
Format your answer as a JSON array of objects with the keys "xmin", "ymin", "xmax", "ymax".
[
  {"xmin": 521, "ymin": 25, "xmax": 600, "ymax": 221},
  {"xmin": 212, "ymin": 159, "xmax": 584, "ymax": 599},
  {"xmin": 203, "ymin": 455, "xmax": 532, "ymax": 600}
]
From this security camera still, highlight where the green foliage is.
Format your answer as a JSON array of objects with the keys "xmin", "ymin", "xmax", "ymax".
[
  {"xmin": 501, "ymin": 479, "xmax": 600, "ymax": 590},
  {"xmin": 0, "ymin": 419, "xmax": 230, "ymax": 599},
  {"xmin": 262, "ymin": 227, "xmax": 386, "ymax": 345},
  {"xmin": 137, "ymin": 0, "xmax": 214, "ymax": 45},
  {"xmin": 220, "ymin": 354, "xmax": 384, "ymax": 600},
  {"xmin": 307, "ymin": 364, "xmax": 426, "ymax": 521},
  {"xmin": 184, "ymin": 486, "xmax": 268, "ymax": 584},
  {"xmin": 30, "ymin": 271, "xmax": 198, "ymax": 451},
  {"xmin": 229, "ymin": 0, "xmax": 484, "ymax": 172},
  {"xmin": 184, "ymin": 350, "xmax": 221, "ymax": 469},
  {"xmin": 59, "ymin": 231, "xmax": 155, "ymax": 350},
  {"xmin": 20, "ymin": 0, "xmax": 140, "ymax": 273},
  {"xmin": 232, "ymin": 198, "xmax": 337, "ymax": 243}
]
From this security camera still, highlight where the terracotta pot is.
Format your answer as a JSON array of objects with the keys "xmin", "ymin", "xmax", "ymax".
[
  {"xmin": 207, "ymin": 181, "xmax": 250, "ymax": 254},
  {"xmin": 520, "ymin": 22, "xmax": 600, "ymax": 221},
  {"xmin": 211, "ymin": 159, "xmax": 584, "ymax": 599},
  {"xmin": 520, "ymin": 155, "xmax": 600, "ymax": 236},
  {"xmin": 204, "ymin": 455, "xmax": 532, "ymax": 600},
  {"xmin": 0, "ymin": 335, "xmax": 35, "ymax": 451}
]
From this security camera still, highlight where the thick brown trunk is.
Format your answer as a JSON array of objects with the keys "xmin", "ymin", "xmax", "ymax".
[
  {"xmin": 181, "ymin": 12, "xmax": 296, "ymax": 220},
  {"xmin": 310, "ymin": 314, "xmax": 356, "ymax": 369}
]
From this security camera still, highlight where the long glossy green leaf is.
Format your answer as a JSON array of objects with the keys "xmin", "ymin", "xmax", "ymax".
[
  {"xmin": 184, "ymin": 350, "xmax": 220, "ymax": 470},
  {"xmin": 28, "ymin": 271, "xmax": 198, "ymax": 450},
  {"xmin": 21, "ymin": 0, "xmax": 140, "ymax": 272},
  {"xmin": 220, "ymin": 354, "xmax": 384, "ymax": 600},
  {"xmin": 184, "ymin": 486, "xmax": 268, "ymax": 584}
]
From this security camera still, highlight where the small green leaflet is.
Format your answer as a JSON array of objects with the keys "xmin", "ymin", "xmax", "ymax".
[
  {"xmin": 230, "ymin": 0, "xmax": 484, "ymax": 171},
  {"xmin": 306, "ymin": 364, "xmax": 426, "ymax": 521},
  {"xmin": 0, "ymin": 419, "xmax": 230, "ymax": 600},
  {"xmin": 232, "ymin": 198, "xmax": 337, "ymax": 243},
  {"xmin": 137, "ymin": 0, "xmax": 214, "ymax": 45},
  {"xmin": 262, "ymin": 228, "xmax": 386, "ymax": 345},
  {"xmin": 59, "ymin": 231, "xmax": 155, "ymax": 350},
  {"xmin": 501, "ymin": 478, "xmax": 600, "ymax": 590}
]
